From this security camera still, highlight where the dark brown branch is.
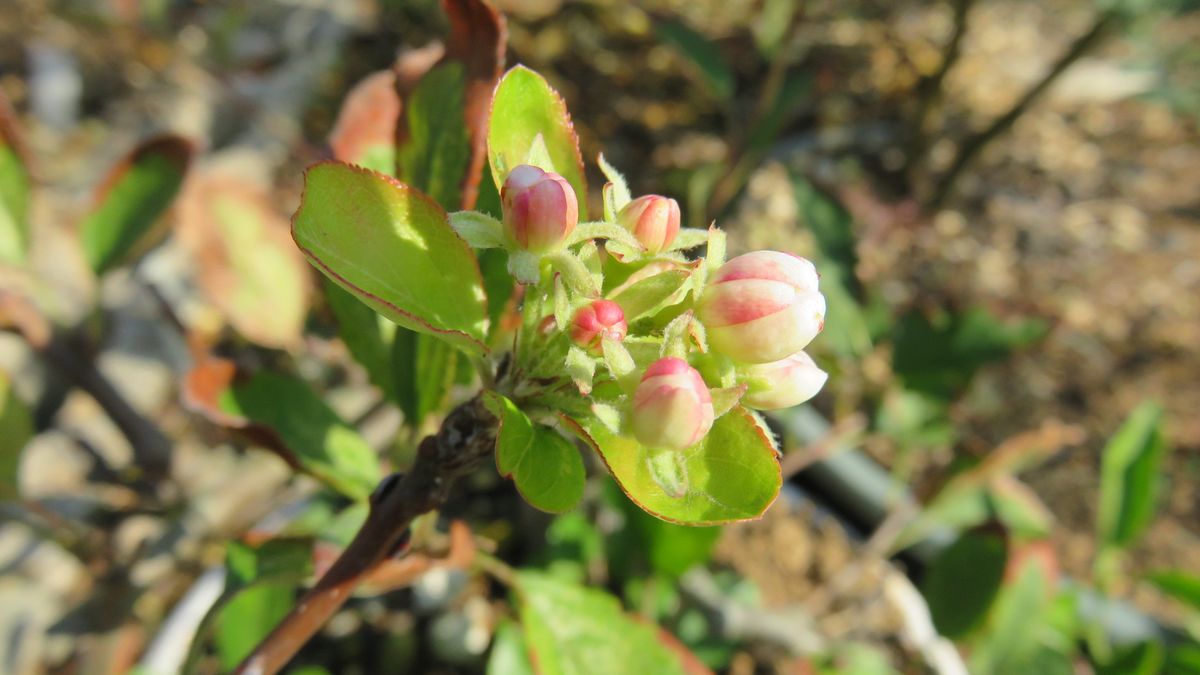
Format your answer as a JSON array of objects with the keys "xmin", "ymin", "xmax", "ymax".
[
  {"xmin": 929, "ymin": 10, "xmax": 1121, "ymax": 208},
  {"xmin": 0, "ymin": 291, "xmax": 172, "ymax": 480},
  {"xmin": 232, "ymin": 396, "xmax": 498, "ymax": 675}
]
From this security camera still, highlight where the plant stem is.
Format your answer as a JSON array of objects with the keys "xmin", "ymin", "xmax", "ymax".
[
  {"xmin": 929, "ymin": 9, "xmax": 1121, "ymax": 208},
  {"xmin": 232, "ymin": 396, "xmax": 497, "ymax": 675}
]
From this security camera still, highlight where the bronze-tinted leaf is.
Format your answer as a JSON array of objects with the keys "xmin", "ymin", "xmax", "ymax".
[{"xmin": 176, "ymin": 172, "xmax": 311, "ymax": 349}]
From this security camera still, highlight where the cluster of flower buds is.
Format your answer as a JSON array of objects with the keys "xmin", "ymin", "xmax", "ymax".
[
  {"xmin": 497, "ymin": 164, "xmax": 826, "ymax": 452},
  {"xmin": 501, "ymin": 164, "xmax": 578, "ymax": 253}
]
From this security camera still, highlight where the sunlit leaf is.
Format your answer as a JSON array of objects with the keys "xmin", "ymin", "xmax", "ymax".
[
  {"xmin": 484, "ymin": 392, "xmax": 585, "ymax": 513},
  {"xmin": 566, "ymin": 407, "xmax": 780, "ymax": 525},
  {"xmin": 292, "ymin": 162, "xmax": 489, "ymax": 356},
  {"xmin": 1147, "ymin": 570, "xmax": 1200, "ymax": 611},
  {"xmin": 1098, "ymin": 402, "xmax": 1168, "ymax": 549},
  {"xmin": 80, "ymin": 135, "xmax": 193, "ymax": 274},
  {"xmin": 487, "ymin": 66, "xmax": 587, "ymax": 206},
  {"xmin": 514, "ymin": 570, "xmax": 690, "ymax": 675},
  {"xmin": 487, "ymin": 621, "xmax": 534, "ymax": 675}
]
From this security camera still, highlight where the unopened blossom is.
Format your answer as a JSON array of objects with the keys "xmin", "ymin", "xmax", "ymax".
[
  {"xmin": 617, "ymin": 194, "xmax": 681, "ymax": 253},
  {"xmin": 631, "ymin": 357, "xmax": 714, "ymax": 451},
  {"xmin": 741, "ymin": 351, "xmax": 828, "ymax": 410},
  {"xmin": 696, "ymin": 251, "xmax": 825, "ymax": 363},
  {"xmin": 501, "ymin": 164, "xmax": 578, "ymax": 252},
  {"xmin": 570, "ymin": 300, "xmax": 628, "ymax": 351}
]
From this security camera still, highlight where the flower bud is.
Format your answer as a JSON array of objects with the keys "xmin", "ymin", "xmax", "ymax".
[
  {"xmin": 501, "ymin": 164, "xmax": 578, "ymax": 252},
  {"xmin": 617, "ymin": 194, "xmax": 681, "ymax": 253},
  {"xmin": 631, "ymin": 357, "xmax": 714, "ymax": 451},
  {"xmin": 696, "ymin": 251, "xmax": 825, "ymax": 363},
  {"xmin": 570, "ymin": 300, "xmax": 627, "ymax": 351},
  {"xmin": 741, "ymin": 351, "xmax": 827, "ymax": 410}
]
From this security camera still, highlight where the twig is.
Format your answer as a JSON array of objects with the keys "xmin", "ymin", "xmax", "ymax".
[
  {"xmin": 0, "ymin": 291, "xmax": 172, "ymax": 480},
  {"xmin": 929, "ymin": 9, "xmax": 1121, "ymax": 208},
  {"xmin": 907, "ymin": 0, "xmax": 974, "ymax": 172},
  {"xmin": 232, "ymin": 396, "xmax": 497, "ymax": 675}
]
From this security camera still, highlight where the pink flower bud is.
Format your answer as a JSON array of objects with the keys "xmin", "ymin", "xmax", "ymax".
[
  {"xmin": 570, "ymin": 300, "xmax": 627, "ymax": 351},
  {"xmin": 617, "ymin": 194, "xmax": 681, "ymax": 253},
  {"xmin": 501, "ymin": 164, "xmax": 578, "ymax": 252},
  {"xmin": 696, "ymin": 251, "xmax": 825, "ymax": 363},
  {"xmin": 631, "ymin": 357, "xmax": 714, "ymax": 451},
  {"xmin": 741, "ymin": 351, "xmax": 828, "ymax": 410}
]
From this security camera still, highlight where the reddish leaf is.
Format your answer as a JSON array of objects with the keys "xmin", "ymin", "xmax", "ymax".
[
  {"xmin": 176, "ymin": 172, "xmax": 311, "ymax": 349},
  {"xmin": 328, "ymin": 70, "xmax": 403, "ymax": 173}
]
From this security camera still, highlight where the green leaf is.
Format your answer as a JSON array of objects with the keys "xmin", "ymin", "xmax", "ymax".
[
  {"xmin": 1167, "ymin": 643, "xmax": 1200, "ymax": 675},
  {"xmin": 814, "ymin": 263, "xmax": 872, "ymax": 358},
  {"xmin": 1095, "ymin": 642, "xmax": 1166, "ymax": 675},
  {"xmin": 398, "ymin": 63, "xmax": 470, "ymax": 210},
  {"xmin": 892, "ymin": 308, "xmax": 1047, "ymax": 399},
  {"xmin": 215, "ymin": 539, "xmax": 311, "ymax": 672},
  {"xmin": 514, "ymin": 570, "xmax": 689, "ymax": 675},
  {"xmin": 969, "ymin": 551, "xmax": 1070, "ymax": 675},
  {"xmin": 326, "ymin": 280, "xmax": 396, "ymax": 400},
  {"xmin": 487, "ymin": 621, "xmax": 535, "ymax": 675},
  {"xmin": 921, "ymin": 527, "xmax": 1009, "ymax": 638},
  {"xmin": 484, "ymin": 392, "xmax": 585, "ymax": 513},
  {"xmin": 214, "ymin": 584, "xmax": 292, "ymax": 670},
  {"xmin": 1, "ymin": 372, "xmax": 33, "ymax": 501},
  {"xmin": 292, "ymin": 161, "xmax": 489, "ymax": 356},
  {"xmin": 1147, "ymin": 570, "xmax": 1200, "ymax": 611},
  {"xmin": 392, "ymin": 327, "xmax": 459, "ymax": 428},
  {"xmin": 449, "ymin": 210, "xmax": 506, "ymax": 248},
  {"xmin": 80, "ymin": 135, "xmax": 193, "ymax": 274},
  {"xmin": 656, "ymin": 20, "xmax": 734, "ymax": 100},
  {"xmin": 567, "ymin": 407, "xmax": 781, "ymax": 525},
  {"xmin": 218, "ymin": 373, "xmax": 381, "ymax": 500},
  {"xmin": 0, "ymin": 95, "xmax": 30, "ymax": 265},
  {"xmin": 610, "ymin": 269, "xmax": 692, "ymax": 322},
  {"xmin": 1098, "ymin": 402, "xmax": 1168, "ymax": 549},
  {"xmin": 487, "ymin": 66, "xmax": 587, "ymax": 206},
  {"xmin": 793, "ymin": 177, "xmax": 857, "ymax": 288}
]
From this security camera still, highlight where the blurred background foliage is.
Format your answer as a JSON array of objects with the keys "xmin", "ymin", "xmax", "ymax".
[{"xmin": 0, "ymin": 0, "xmax": 1198, "ymax": 673}]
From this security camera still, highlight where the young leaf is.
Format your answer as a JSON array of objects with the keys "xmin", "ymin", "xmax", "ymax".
[
  {"xmin": 292, "ymin": 162, "xmax": 489, "ymax": 356},
  {"xmin": 514, "ymin": 570, "xmax": 691, "ymax": 675},
  {"xmin": 487, "ymin": 66, "xmax": 587, "ymax": 206},
  {"xmin": 1098, "ymin": 402, "xmax": 1168, "ymax": 550},
  {"xmin": 449, "ymin": 210, "xmax": 506, "ymax": 248},
  {"xmin": 328, "ymin": 70, "xmax": 403, "ymax": 175},
  {"xmin": 0, "ymin": 93, "xmax": 31, "ymax": 265},
  {"xmin": 398, "ymin": 63, "xmax": 471, "ymax": 210},
  {"xmin": 176, "ymin": 174, "xmax": 310, "ymax": 349},
  {"xmin": 921, "ymin": 527, "xmax": 1009, "ymax": 638},
  {"xmin": 565, "ymin": 407, "xmax": 781, "ymax": 525},
  {"xmin": 80, "ymin": 135, "xmax": 194, "ymax": 274},
  {"xmin": 0, "ymin": 371, "xmax": 33, "ymax": 501},
  {"xmin": 656, "ymin": 20, "xmax": 734, "ymax": 100},
  {"xmin": 610, "ymin": 269, "xmax": 692, "ymax": 322},
  {"xmin": 218, "ymin": 372, "xmax": 382, "ymax": 501},
  {"xmin": 484, "ymin": 392, "xmax": 585, "ymax": 513},
  {"xmin": 215, "ymin": 583, "xmax": 293, "ymax": 671},
  {"xmin": 598, "ymin": 153, "xmax": 631, "ymax": 215}
]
